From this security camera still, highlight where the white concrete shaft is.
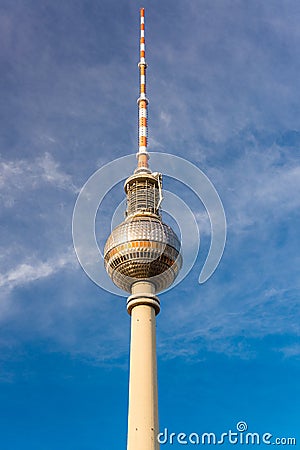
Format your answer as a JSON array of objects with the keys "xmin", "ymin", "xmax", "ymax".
[{"xmin": 127, "ymin": 282, "xmax": 160, "ymax": 450}]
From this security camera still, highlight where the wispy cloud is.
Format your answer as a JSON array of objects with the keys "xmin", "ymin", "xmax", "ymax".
[
  {"xmin": 0, "ymin": 248, "xmax": 76, "ymax": 292},
  {"xmin": 279, "ymin": 344, "xmax": 300, "ymax": 359},
  {"xmin": 210, "ymin": 143, "xmax": 300, "ymax": 233},
  {"xmin": 0, "ymin": 152, "xmax": 78, "ymax": 208},
  {"xmin": 158, "ymin": 284, "xmax": 300, "ymax": 360}
]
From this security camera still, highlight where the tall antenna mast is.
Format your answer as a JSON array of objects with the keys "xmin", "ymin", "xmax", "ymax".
[{"xmin": 137, "ymin": 7, "xmax": 149, "ymax": 171}]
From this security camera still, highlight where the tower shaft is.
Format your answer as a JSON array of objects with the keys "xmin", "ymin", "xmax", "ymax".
[{"xmin": 127, "ymin": 281, "xmax": 160, "ymax": 450}]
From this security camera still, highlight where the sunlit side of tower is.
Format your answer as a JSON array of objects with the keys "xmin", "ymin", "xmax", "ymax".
[{"xmin": 104, "ymin": 9, "xmax": 182, "ymax": 450}]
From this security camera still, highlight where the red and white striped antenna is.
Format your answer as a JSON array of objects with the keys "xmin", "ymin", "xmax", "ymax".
[{"xmin": 136, "ymin": 7, "xmax": 149, "ymax": 171}]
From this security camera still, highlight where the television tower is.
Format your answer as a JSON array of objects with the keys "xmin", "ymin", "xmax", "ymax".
[{"xmin": 104, "ymin": 8, "xmax": 182, "ymax": 450}]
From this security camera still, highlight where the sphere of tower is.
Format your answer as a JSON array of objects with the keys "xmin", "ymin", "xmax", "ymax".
[{"xmin": 104, "ymin": 216, "xmax": 182, "ymax": 293}]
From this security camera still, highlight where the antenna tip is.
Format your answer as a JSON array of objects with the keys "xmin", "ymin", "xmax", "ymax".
[{"xmin": 140, "ymin": 7, "xmax": 145, "ymax": 17}]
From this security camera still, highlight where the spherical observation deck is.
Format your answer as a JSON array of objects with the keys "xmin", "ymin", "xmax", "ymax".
[
  {"xmin": 104, "ymin": 167, "xmax": 182, "ymax": 293},
  {"xmin": 104, "ymin": 215, "xmax": 182, "ymax": 293}
]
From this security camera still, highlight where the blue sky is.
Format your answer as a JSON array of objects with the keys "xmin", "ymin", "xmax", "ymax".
[{"xmin": 0, "ymin": 0, "xmax": 300, "ymax": 448}]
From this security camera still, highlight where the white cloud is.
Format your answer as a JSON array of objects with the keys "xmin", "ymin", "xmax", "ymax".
[
  {"xmin": 279, "ymin": 344, "xmax": 300, "ymax": 358},
  {"xmin": 36, "ymin": 152, "xmax": 79, "ymax": 191},
  {"xmin": 207, "ymin": 143, "xmax": 300, "ymax": 234},
  {"xmin": 0, "ymin": 152, "xmax": 78, "ymax": 208},
  {"xmin": 0, "ymin": 248, "xmax": 76, "ymax": 292}
]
